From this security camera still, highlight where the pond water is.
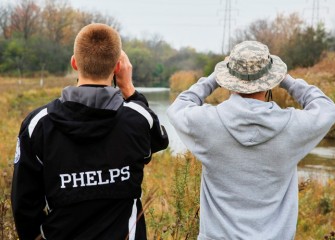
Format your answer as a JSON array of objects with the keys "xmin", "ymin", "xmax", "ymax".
[{"xmin": 137, "ymin": 87, "xmax": 335, "ymax": 183}]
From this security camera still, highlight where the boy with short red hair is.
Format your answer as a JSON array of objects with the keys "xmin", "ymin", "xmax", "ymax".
[{"xmin": 11, "ymin": 23, "xmax": 168, "ymax": 240}]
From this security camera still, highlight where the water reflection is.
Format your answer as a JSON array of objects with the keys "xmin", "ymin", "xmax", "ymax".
[
  {"xmin": 137, "ymin": 87, "xmax": 187, "ymax": 154},
  {"xmin": 138, "ymin": 87, "xmax": 335, "ymax": 183},
  {"xmin": 298, "ymin": 139, "xmax": 335, "ymax": 183}
]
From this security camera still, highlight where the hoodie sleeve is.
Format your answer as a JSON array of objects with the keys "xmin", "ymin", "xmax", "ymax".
[
  {"xmin": 147, "ymin": 107, "xmax": 169, "ymax": 154},
  {"xmin": 129, "ymin": 100, "xmax": 169, "ymax": 162},
  {"xmin": 280, "ymin": 74, "xmax": 335, "ymax": 142},
  {"xmin": 11, "ymin": 113, "xmax": 46, "ymax": 240},
  {"xmin": 167, "ymin": 73, "xmax": 219, "ymax": 151},
  {"xmin": 125, "ymin": 90, "xmax": 149, "ymax": 106},
  {"xmin": 127, "ymin": 91, "xmax": 169, "ymax": 153}
]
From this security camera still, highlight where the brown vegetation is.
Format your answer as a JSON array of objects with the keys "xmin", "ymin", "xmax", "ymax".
[{"xmin": 169, "ymin": 71, "xmax": 202, "ymax": 94}]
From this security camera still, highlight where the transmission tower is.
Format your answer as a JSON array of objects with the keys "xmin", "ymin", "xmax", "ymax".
[
  {"xmin": 310, "ymin": 0, "xmax": 327, "ymax": 28},
  {"xmin": 221, "ymin": 0, "xmax": 233, "ymax": 54},
  {"xmin": 311, "ymin": 0, "xmax": 320, "ymax": 28}
]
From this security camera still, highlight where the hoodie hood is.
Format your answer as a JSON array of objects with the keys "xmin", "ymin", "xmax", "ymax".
[
  {"xmin": 217, "ymin": 94, "xmax": 291, "ymax": 146},
  {"xmin": 48, "ymin": 86, "xmax": 124, "ymax": 140}
]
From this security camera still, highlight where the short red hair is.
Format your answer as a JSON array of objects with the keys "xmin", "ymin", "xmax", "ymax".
[{"xmin": 74, "ymin": 23, "xmax": 121, "ymax": 80}]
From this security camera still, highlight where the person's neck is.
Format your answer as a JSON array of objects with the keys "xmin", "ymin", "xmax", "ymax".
[
  {"xmin": 236, "ymin": 91, "xmax": 266, "ymax": 101},
  {"xmin": 77, "ymin": 75, "xmax": 112, "ymax": 87}
]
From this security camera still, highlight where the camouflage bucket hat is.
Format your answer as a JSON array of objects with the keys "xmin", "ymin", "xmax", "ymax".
[{"xmin": 214, "ymin": 41, "xmax": 287, "ymax": 94}]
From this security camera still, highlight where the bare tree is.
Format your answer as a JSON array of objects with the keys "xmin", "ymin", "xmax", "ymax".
[
  {"xmin": 0, "ymin": 3, "xmax": 13, "ymax": 39},
  {"xmin": 10, "ymin": 0, "xmax": 41, "ymax": 40},
  {"xmin": 269, "ymin": 13, "xmax": 304, "ymax": 54},
  {"xmin": 75, "ymin": 10, "xmax": 121, "ymax": 32},
  {"xmin": 231, "ymin": 13, "xmax": 304, "ymax": 55},
  {"xmin": 41, "ymin": 0, "xmax": 74, "ymax": 44}
]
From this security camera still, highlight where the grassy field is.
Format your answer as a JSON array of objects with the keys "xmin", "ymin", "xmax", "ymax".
[{"xmin": 0, "ymin": 66, "xmax": 335, "ymax": 239}]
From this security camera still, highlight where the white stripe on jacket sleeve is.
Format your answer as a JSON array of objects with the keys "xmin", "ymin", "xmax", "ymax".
[
  {"xmin": 124, "ymin": 102, "xmax": 153, "ymax": 129},
  {"xmin": 28, "ymin": 108, "xmax": 48, "ymax": 137}
]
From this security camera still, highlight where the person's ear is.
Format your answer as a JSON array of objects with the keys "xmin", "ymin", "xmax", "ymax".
[
  {"xmin": 71, "ymin": 55, "xmax": 78, "ymax": 71},
  {"xmin": 114, "ymin": 61, "xmax": 121, "ymax": 75}
]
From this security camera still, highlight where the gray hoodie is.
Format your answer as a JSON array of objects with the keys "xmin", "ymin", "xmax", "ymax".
[{"xmin": 167, "ymin": 73, "xmax": 335, "ymax": 240}]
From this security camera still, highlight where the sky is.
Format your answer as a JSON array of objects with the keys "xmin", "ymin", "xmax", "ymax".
[{"xmin": 68, "ymin": 0, "xmax": 335, "ymax": 54}]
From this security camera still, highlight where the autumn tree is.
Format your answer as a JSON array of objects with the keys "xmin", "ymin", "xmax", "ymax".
[
  {"xmin": 231, "ymin": 13, "xmax": 330, "ymax": 69},
  {"xmin": 0, "ymin": 0, "xmax": 124, "ymax": 76},
  {"xmin": 41, "ymin": 0, "xmax": 74, "ymax": 45},
  {"xmin": 232, "ymin": 13, "xmax": 303, "ymax": 55},
  {"xmin": 74, "ymin": 10, "xmax": 121, "ymax": 33},
  {"xmin": 10, "ymin": 0, "xmax": 41, "ymax": 40}
]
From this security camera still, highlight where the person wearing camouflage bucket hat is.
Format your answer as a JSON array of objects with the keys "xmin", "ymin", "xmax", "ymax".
[
  {"xmin": 215, "ymin": 40, "xmax": 287, "ymax": 94},
  {"xmin": 167, "ymin": 40, "xmax": 335, "ymax": 240}
]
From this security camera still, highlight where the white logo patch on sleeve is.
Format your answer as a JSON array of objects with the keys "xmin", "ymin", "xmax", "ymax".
[{"xmin": 14, "ymin": 137, "xmax": 21, "ymax": 164}]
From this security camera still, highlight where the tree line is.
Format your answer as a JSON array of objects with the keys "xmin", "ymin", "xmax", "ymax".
[{"xmin": 0, "ymin": 0, "xmax": 334, "ymax": 87}]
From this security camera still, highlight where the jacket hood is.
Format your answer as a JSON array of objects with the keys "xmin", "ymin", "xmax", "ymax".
[
  {"xmin": 217, "ymin": 94, "xmax": 291, "ymax": 146},
  {"xmin": 48, "ymin": 86, "xmax": 124, "ymax": 140}
]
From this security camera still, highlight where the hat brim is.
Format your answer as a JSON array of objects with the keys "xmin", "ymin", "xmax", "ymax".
[{"xmin": 214, "ymin": 55, "xmax": 287, "ymax": 94}]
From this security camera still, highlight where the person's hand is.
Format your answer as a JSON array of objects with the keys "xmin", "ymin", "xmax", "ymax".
[{"xmin": 115, "ymin": 50, "xmax": 135, "ymax": 98}]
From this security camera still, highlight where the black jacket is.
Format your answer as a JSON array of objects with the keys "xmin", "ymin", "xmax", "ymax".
[{"xmin": 11, "ymin": 85, "xmax": 169, "ymax": 240}]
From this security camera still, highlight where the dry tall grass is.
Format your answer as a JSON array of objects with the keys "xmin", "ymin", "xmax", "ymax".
[
  {"xmin": 143, "ymin": 151, "xmax": 201, "ymax": 239},
  {"xmin": 169, "ymin": 71, "xmax": 202, "ymax": 101},
  {"xmin": 296, "ymin": 179, "xmax": 335, "ymax": 239},
  {"xmin": 0, "ymin": 78, "xmax": 70, "ymax": 240}
]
